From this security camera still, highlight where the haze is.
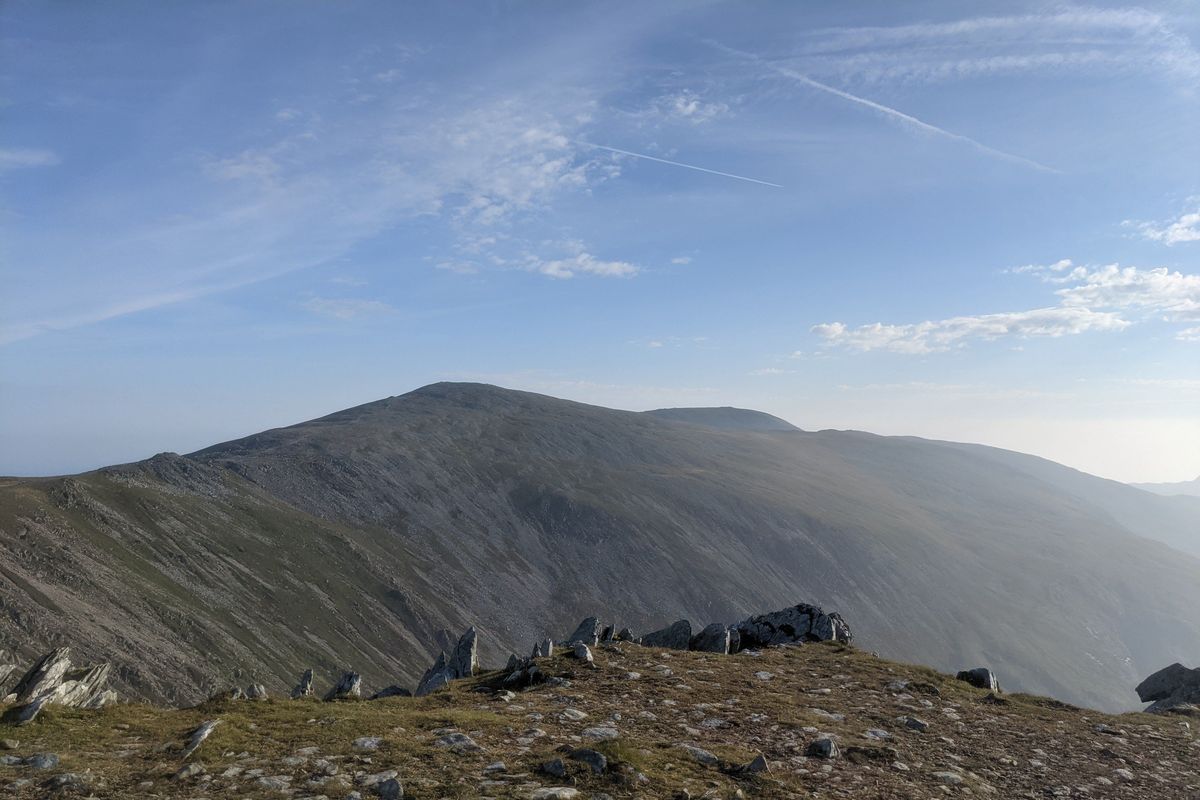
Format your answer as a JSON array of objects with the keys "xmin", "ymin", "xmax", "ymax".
[{"xmin": 2, "ymin": 1, "xmax": 1198, "ymax": 483}]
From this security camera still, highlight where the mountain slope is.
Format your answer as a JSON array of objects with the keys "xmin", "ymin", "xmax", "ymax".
[
  {"xmin": 2, "ymin": 382, "xmax": 1199, "ymax": 712},
  {"xmin": 645, "ymin": 406, "xmax": 802, "ymax": 432},
  {"xmin": 1134, "ymin": 475, "xmax": 1200, "ymax": 499}
]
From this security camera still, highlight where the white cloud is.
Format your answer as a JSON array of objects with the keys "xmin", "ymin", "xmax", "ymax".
[
  {"xmin": 0, "ymin": 147, "xmax": 60, "ymax": 172},
  {"xmin": 671, "ymin": 256, "xmax": 692, "ymax": 265},
  {"xmin": 659, "ymin": 90, "xmax": 729, "ymax": 123},
  {"xmin": 750, "ymin": 367, "xmax": 792, "ymax": 376},
  {"xmin": 526, "ymin": 249, "xmax": 638, "ymax": 279},
  {"xmin": 815, "ymin": 261, "xmax": 1200, "ymax": 353},
  {"xmin": 302, "ymin": 297, "xmax": 394, "ymax": 320},
  {"xmin": 1132, "ymin": 208, "xmax": 1200, "ymax": 245},
  {"xmin": 1177, "ymin": 326, "xmax": 1200, "ymax": 342}
]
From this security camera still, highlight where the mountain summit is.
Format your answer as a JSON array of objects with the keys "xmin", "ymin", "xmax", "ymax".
[{"xmin": 1, "ymin": 383, "xmax": 1198, "ymax": 711}]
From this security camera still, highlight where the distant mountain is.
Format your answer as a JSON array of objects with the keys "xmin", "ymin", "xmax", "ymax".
[
  {"xmin": 1133, "ymin": 476, "xmax": 1200, "ymax": 499},
  {"xmin": 2, "ymin": 382, "xmax": 1199, "ymax": 711},
  {"xmin": 645, "ymin": 406, "xmax": 802, "ymax": 432}
]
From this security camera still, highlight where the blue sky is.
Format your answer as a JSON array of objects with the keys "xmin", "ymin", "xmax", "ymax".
[{"xmin": 2, "ymin": 1, "xmax": 1198, "ymax": 482}]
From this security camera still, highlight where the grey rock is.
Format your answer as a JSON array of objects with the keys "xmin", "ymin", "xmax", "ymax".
[
  {"xmin": 24, "ymin": 753, "xmax": 60, "ymax": 770},
  {"xmin": 370, "ymin": 685, "xmax": 412, "ymax": 700},
  {"xmin": 600, "ymin": 624, "xmax": 614, "ymax": 642},
  {"xmin": 181, "ymin": 720, "xmax": 220, "ymax": 760},
  {"xmin": 353, "ymin": 736, "xmax": 384, "ymax": 751},
  {"xmin": 0, "ymin": 739, "xmax": 17, "ymax": 750},
  {"xmin": 581, "ymin": 726, "xmax": 619, "ymax": 741},
  {"xmin": 745, "ymin": 753, "xmax": 770, "ymax": 773},
  {"xmin": 414, "ymin": 652, "xmax": 450, "ymax": 697},
  {"xmin": 376, "ymin": 777, "xmax": 403, "ymax": 799},
  {"xmin": 505, "ymin": 653, "xmax": 520, "ymax": 671},
  {"xmin": 956, "ymin": 667, "xmax": 1000, "ymax": 692},
  {"xmin": 532, "ymin": 637, "xmax": 554, "ymax": 658},
  {"xmin": 246, "ymin": 683, "xmax": 268, "ymax": 699},
  {"xmin": 325, "ymin": 671, "xmax": 362, "ymax": 701},
  {"xmin": 566, "ymin": 617, "xmax": 602, "ymax": 646},
  {"xmin": 173, "ymin": 762, "xmax": 206, "ymax": 780},
  {"xmin": 614, "ymin": 627, "xmax": 635, "ymax": 642},
  {"xmin": 530, "ymin": 789, "xmax": 579, "ymax": 800},
  {"xmin": 1136, "ymin": 662, "xmax": 1200, "ymax": 702},
  {"xmin": 676, "ymin": 743, "xmax": 718, "ymax": 766},
  {"xmin": 447, "ymin": 627, "xmax": 479, "ymax": 680},
  {"xmin": 0, "ymin": 664, "xmax": 15, "ymax": 692},
  {"xmin": 572, "ymin": 643, "xmax": 594, "ymax": 665},
  {"xmin": 735, "ymin": 604, "xmax": 852, "ymax": 648},
  {"xmin": 291, "ymin": 669, "xmax": 315, "ymax": 698},
  {"xmin": 728, "ymin": 627, "xmax": 741, "ymax": 653},
  {"xmin": 0, "ymin": 695, "xmax": 49, "ymax": 726},
  {"xmin": 434, "ymin": 731, "xmax": 482, "ymax": 753},
  {"xmin": 9, "ymin": 648, "xmax": 72, "ymax": 704},
  {"xmin": 689, "ymin": 622, "xmax": 730, "ymax": 654},
  {"xmin": 540, "ymin": 757, "xmax": 567, "ymax": 777},
  {"xmin": 903, "ymin": 716, "xmax": 929, "ymax": 732},
  {"xmin": 568, "ymin": 747, "xmax": 608, "ymax": 774},
  {"xmin": 805, "ymin": 737, "xmax": 840, "ymax": 759},
  {"xmin": 641, "ymin": 619, "xmax": 693, "ymax": 650}
]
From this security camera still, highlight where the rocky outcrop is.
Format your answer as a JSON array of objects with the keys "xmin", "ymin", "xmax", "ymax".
[
  {"xmin": 734, "ymin": 604, "xmax": 852, "ymax": 648},
  {"xmin": 956, "ymin": 668, "xmax": 1001, "ymax": 692},
  {"xmin": 181, "ymin": 720, "xmax": 220, "ymax": 760},
  {"xmin": 291, "ymin": 668, "xmax": 314, "ymax": 698},
  {"xmin": 323, "ymin": 671, "xmax": 362, "ymax": 701},
  {"xmin": 565, "ymin": 618, "xmax": 602, "ymax": 646},
  {"xmin": 641, "ymin": 619, "xmax": 693, "ymax": 650},
  {"xmin": 1136, "ymin": 663, "xmax": 1200, "ymax": 713},
  {"xmin": 370, "ymin": 685, "xmax": 412, "ymax": 700},
  {"xmin": 415, "ymin": 627, "xmax": 479, "ymax": 696},
  {"xmin": 1, "ymin": 648, "xmax": 117, "ymax": 724},
  {"xmin": 690, "ymin": 623, "xmax": 731, "ymax": 654}
]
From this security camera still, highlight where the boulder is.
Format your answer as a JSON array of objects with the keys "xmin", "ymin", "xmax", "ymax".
[
  {"xmin": 9, "ymin": 648, "xmax": 72, "ymax": 704},
  {"xmin": 956, "ymin": 668, "xmax": 1001, "ymax": 692},
  {"xmin": 805, "ymin": 737, "xmax": 840, "ymax": 759},
  {"xmin": 447, "ymin": 627, "xmax": 479, "ymax": 679},
  {"xmin": 290, "ymin": 669, "xmax": 315, "ymax": 698},
  {"xmin": 572, "ymin": 643, "xmax": 594, "ymax": 665},
  {"xmin": 600, "ymin": 625, "xmax": 614, "ymax": 642},
  {"xmin": 245, "ymin": 683, "xmax": 268, "ymax": 700},
  {"xmin": 0, "ymin": 695, "xmax": 49, "ymax": 726},
  {"xmin": 532, "ymin": 638, "xmax": 554, "ymax": 659},
  {"xmin": 566, "ymin": 617, "xmax": 602, "ymax": 646},
  {"xmin": 567, "ymin": 747, "xmax": 608, "ymax": 774},
  {"xmin": 371, "ymin": 685, "xmax": 412, "ymax": 700},
  {"xmin": 1136, "ymin": 663, "xmax": 1200, "ymax": 702},
  {"xmin": 614, "ymin": 627, "xmax": 635, "ymax": 642},
  {"xmin": 415, "ymin": 651, "xmax": 449, "ymax": 697},
  {"xmin": 181, "ymin": 719, "xmax": 220, "ymax": 760},
  {"xmin": 734, "ymin": 604, "xmax": 852, "ymax": 648},
  {"xmin": 641, "ymin": 619, "xmax": 693, "ymax": 650},
  {"xmin": 324, "ymin": 671, "xmax": 362, "ymax": 701},
  {"xmin": 689, "ymin": 623, "xmax": 731, "ymax": 654}
]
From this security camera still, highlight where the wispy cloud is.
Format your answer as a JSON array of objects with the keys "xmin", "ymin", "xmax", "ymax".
[
  {"xmin": 815, "ymin": 261, "xmax": 1200, "ymax": 353},
  {"xmin": 0, "ymin": 147, "xmax": 60, "ymax": 172},
  {"xmin": 525, "ymin": 248, "xmax": 638, "ymax": 279},
  {"xmin": 713, "ymin": 41, "xmax": 1057, "ymax": 174},
  {"xmin": 1129, "ymin": 207, "xmax": 1200, "ymax": 245},
  {"xmin": 656, "ymin": 90, "xmax": 729, "ymax": 124},
  {"xmin": 576, "ymin": 142, "xmax": 782, "ymax": 188}
]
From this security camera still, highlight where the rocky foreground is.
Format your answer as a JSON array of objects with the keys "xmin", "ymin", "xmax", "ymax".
[{"xmin": 3, "ymin": 637, "xmax": 1199, "ymax": 799}]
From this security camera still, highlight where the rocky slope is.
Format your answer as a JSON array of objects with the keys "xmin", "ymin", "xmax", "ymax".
[
  {"xmin": 2, "ymin": 382, "xmax": 1200, "ymax": 711},
  {"xmin": 3, "ymin": 636, "xmax": 1198, "ymax": 799}
]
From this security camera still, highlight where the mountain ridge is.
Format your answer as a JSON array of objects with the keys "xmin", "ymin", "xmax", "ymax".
[{"xmin": 2, "ymin": 382, "xmax": 1198, "ymax": 712}]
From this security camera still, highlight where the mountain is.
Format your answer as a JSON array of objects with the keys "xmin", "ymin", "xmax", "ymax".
[
  {"xmin": 1134, "ymin": 475, "xmax": 1200, "ymax": 499},
  {"xmin": 2, "ymin": 382, "xmax": 1199, "ymax": 711},
  {"xmin": 644, "ymin": 406, "xmax": 802, "ymax": 432},
  {"xmin": 7, "ymin": 637, "xmax": 1200, "ymax": 799}
]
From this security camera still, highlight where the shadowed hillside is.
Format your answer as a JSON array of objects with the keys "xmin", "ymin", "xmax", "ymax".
[{"xmin": 2, "ymin": 382, "xmax": 1199, "ymax": 711}]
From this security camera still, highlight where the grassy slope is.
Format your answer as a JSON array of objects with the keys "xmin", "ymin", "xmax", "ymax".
[{"xmin": 3, "ymin": 642, "xmax": 1198, "ymax": 799}]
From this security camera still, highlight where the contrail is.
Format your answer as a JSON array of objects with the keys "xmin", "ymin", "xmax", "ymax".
[
  {"xmin": 711, "ymin": 41, "xmax": 1059, "ymax": 175},
  {"xmin": 576, "ymin": 141, "xmax": 783, "ymax": 188}
]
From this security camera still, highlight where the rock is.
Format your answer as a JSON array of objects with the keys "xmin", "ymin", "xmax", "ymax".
[
  {"xmin": 689, "ymin": 622, "xmax": 731, "ymax": 654},
  {"xmin": 0, "ymin": 695, "xmax": 49, "ymax": 726},
  {"xmin": 325, "ymin": 671, "xmax": 362, "ymax": 701},
  {"xmin": 502, "ymin": 660, "xmax": 546, "ymax": 689},
  {"xmin": 805, "ymin": 737, "xmax": 840, "ymax": 759},
  {"xmin": 600, "ymin": 624, "xmax": 614, "ymax": 642},
  {"xmin": 291, "ymin": 669, "xmax": 315, "ymax": 698},
  {"xmin": 415, "ymin": 652, "xmax": 451, "ymax": 697},
  {"xmin": 581, "ymin": 726, "xmax": 619, "ymax": 741},
  {"xmin": 566, "ymin": 617, "xmax": 602, "ymax": 646},
  {"xmin": 173, "ymin": 762, "xmax": 206, "ymax": 780},
  {"xmin": 676, "ymin": 743, "xmax": 719, "ymax": 766},
  {"xmin": 0, "ymin": 664, "xmax": 15, "ymax": 691},
  {"xmin": 728, "ymin": 627, "xmax": 741, "ymax": 653},
  {"xmin": 181, "ymin": 720, "xmax": 220, "ymax": 760},
  {"xmin": 735, "ymin": 604, "xmax": 852, "ymax": 647},
  {"xmin": 434, "ymin": 731, "xmax": 482, "ymax": 753},
  {"xmin": 9, "ymin": 648, "xmax": 72, "ymax": 704},
  {"xmin": 376, "ymin": 777, "xmax": 403, "ymax": 799},
  {"xmin": 933, "ymin": 771, "xmax": 964, "ymax": 785},
  {"xmin": 353, "ymin": 736, "xmax": 384, "ymax": 751},
  {"xmin": 0, "ymin": 740, "xmax": 17, "ymax": 750},
  {"xmin": 540, "ymin": 757, "xmax": 567, "ymax": 777},
  {"xmin": 956, "ymin": 667, "xmax": 1000, "ymax": 692},
  {"xmin": 567, "ymin": 747, "xmax": 608, "ymax": 774},
  {"xmin": 447, "ymin": 627, "xmax": 479, "ymax": 679},
  {"xmin": 744, "ymin": 753, "xmax": 770, "ymax": 773},
  {"xmin": 532, "ymin": 638, "xmax": 554, "ymax": 658},
  {"xmin": 24, "ymin": 753, "xmax": 60, "ymax": 770},
  {"xmin": 572, "ymin": 643, "xmax": 594, "ymax": 665},
  {"xmin": 640, "ymin": 619, "xmax": 693, "ymax": 650},
  {"xmin": 505, "ymin": 653, "xmax": 520, "ymax": 671},
  {"xmin": 902, "ymin": 716, "xmax": 929, "ymax": 732},
  {"xmin": 370, "ymin": 685, "xmax": 412, "ymax": 700},
  {"xmin": 245, "ymin": 683, "xmax": 268, "ymax": 700},
  {"xmin": 615, "ymin": 627, "xmax": 635, "ymax": 641},
  {"xmin": 530, "ymin": 789, "xmax": 579, "ymax": 800},
  {"xmin": 1136, "ymin": 662, "xmax": 1200, "ymax": 713}
]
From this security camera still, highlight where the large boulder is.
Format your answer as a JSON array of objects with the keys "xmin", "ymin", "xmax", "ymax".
[
  {"xmin": 324, "ymin": 671, "xmax": 362, "ymax": 701},
  {"xmin": 565, "ymin": 617, "xmax": 602, "ymax": 646},
  {"xmin": 640, "ymin": 620, "xmax": 692, "ymax": 650},
  {"xmin": 734, "ymin": 604, "xmax": 852, "ymax": 648},
  {"xmin": 415, "ymin": 627, "xmax": 480, "ymax": 697},
  {"xmin": 1136, "ymin": 663, "xmax": 1200, "ymax": 713},
  {"xmin": 9, "ymin": 648, "xmax": 73, "ymax": 704},
  {"xmin": 290, "ymin": 669, "xmax": 315, "ymax": 699},
  {"xmin": 2, "ymin": 649, "xmax": 116, "ymax": 722},
  {"xmin": 690, "ymin": 623, "xmax": 731, "ymax": 654},
  {"xmin": 956, "ymin": 668, "xmax": 1000, "ymax": 692}
]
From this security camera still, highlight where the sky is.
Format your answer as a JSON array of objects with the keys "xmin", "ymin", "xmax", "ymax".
[{"xmin": 1, "ymin": 1, "xmax": 1198, "ymax": 484}]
